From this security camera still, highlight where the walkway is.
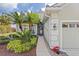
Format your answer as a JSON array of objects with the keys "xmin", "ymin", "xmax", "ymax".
[
  {"xmin": 36, "ymin": 36, "xmax": 50, "ymax": 56},
  {"xmin": 36, "ymin": 36, "xmax": 68, "ymax": 56}
]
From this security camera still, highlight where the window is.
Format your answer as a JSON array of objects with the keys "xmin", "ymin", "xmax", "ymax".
[
  {"xmin": 69, "ymin": 24, "xmax": 75, "ymax": 28},
  {"xmin": 62, "ymin": 24, "xmax": 68, "ymax": 28},
  {"xmin": 77, "ymin": 24, "xmax": 79, "ymax": 28}
]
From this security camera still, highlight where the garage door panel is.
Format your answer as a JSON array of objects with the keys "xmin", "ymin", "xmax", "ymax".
[{"xmin": 62, "ymin": 23, "xmax": 79, "ymax": 49}]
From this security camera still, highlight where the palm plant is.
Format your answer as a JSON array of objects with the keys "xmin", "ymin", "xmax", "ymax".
[
  {"xmin": 27, "ymin": 12, "xmax": 40, "ymax": 30},
  {"xmin": 7, "ymin": 12, "xmax": 25, "ymax": 31},
  {"xmin": 13, "ymin": 30, "xmax": 32, "ymax": 43}
]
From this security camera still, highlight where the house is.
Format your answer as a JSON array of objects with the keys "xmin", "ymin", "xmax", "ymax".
[{"xmin": 44, "ymin": 3, "xmax": 79, "ymax": 56}]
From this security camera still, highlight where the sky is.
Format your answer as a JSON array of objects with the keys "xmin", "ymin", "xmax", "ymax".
[{"xmin": 0, "ymin": 3, "xmax": 45, "ymax": 13}]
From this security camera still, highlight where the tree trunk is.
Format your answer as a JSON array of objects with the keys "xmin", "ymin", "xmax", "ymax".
[
  {"xmin": 19, "ymin": 24, "xmax": 23, "ymax": 31},
  {"xmin": 29, "ymin": 21, "xmax": 33, "ymax": 31}
]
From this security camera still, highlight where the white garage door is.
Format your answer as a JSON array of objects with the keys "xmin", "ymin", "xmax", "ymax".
[{"xmin": 62, "ymin": 22, "xmax": 79, "ymax": 49}]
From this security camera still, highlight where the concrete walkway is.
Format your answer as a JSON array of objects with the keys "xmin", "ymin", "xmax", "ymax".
[
  {"xmin": 36, "ymin": 36, "xmax": 68, "ymax": 56},
  {"xmin": 36, "ymin": 36, "xmax": 50, "ymax": 56}
]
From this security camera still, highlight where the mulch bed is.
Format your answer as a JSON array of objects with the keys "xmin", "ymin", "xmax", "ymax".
[{"xmin": 0, "ymin": 44, "xmax": 36, "ymax": 56}]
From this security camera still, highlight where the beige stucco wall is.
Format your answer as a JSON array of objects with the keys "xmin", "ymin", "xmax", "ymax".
[
  {"xmin": 44, "ymin": 3, "xmax": 79, "ymax": 50},
  {"xmin": 58, "ymin": 4, "xmax": 79, "ymax": 52},
  {"xmin": 58, "ymin": 3, "xmax": 79, "ymax": 20},
  {"xmin": 49, "ymin": 3, "xmax": 79, "ymax": 20}
]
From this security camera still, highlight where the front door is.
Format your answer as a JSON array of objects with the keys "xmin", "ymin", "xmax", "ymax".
[{"xmin": 37, "ymin": 22, "xmax": 44, "ymax": 36}]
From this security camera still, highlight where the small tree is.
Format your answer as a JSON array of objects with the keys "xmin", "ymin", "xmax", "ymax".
[
  {"xmin": 7, "ymin": 12, "xmax": 25, "ymax": 31},
  {"xmin": 27, "ymin": 12, "xmax": 40, "ymax": 30}
]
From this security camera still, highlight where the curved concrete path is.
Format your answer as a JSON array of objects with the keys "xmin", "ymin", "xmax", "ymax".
[{"xmin": 36, "ymin": 36, "xmax": 50, "ymax": 56}]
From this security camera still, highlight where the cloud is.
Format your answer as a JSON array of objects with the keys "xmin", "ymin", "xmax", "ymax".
[
  {"xmin": 0, "ymin": 3, "xmax": 45, "ymax": 13},
  {"xmin": 0, "ymin": 3, "xmax": 17, "ymax": 12},
  {"xmin": 0, "ymin": 3, "xmax": 17, "ymax": 8},
  {"xmin": 41, "ymin": 7, "xmax": 45, "ymax": 11},
  {"xmin": 17, "ymin": 3, "xmax": 45, "ymax": 12}
]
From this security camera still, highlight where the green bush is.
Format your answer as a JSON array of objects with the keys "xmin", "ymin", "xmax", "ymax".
[
  {"xmin": 6, "ymin": 30, "xmax": 38, "ymax": 53},
  {"xmin": 22, "ymin": 42, "xmax": 32, "ymax": 51},
  {"xmin": 0, "ymin": 40, "xmax": 9, "ymax": 44},
  {"xmin": 8, "ymin": 34, "xmax": 19, "ymax": 39},
  {"xmin": 0, "ymin": 36, "xmax": 10, "ymax": 44},
  {"xmin": 0, "ymin": 36, "xmax": 8, "ymax": 40},
  {"xmin": 7, "ymin": 40, "xmax": 32, "ymax": 53},
  {"xmin": 14, "ymin": 44, "xmax": 23, "ymax": 53},
  {"xmin": 30, "ymin": 36, "xmax": 38, "ymax": 47},
  {"xmin": 13, "ymin": 30, "xmax": 31, "ymax": 43},
  {"xmin": 27, "ymin": 13, "xmax": 40, "ymax": 24},
  {"xmin": 7, "ymin": 40, "xmax": 22, "ymax": 51}
]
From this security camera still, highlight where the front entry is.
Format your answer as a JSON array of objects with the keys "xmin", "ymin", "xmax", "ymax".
[{"xmin": 37, "ymin": 22, "xmax": 44, "ymax": 36}]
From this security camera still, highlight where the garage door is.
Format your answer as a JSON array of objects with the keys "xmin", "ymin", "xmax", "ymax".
[{"xmin": 62, "ymin": 22, "xmax": 79, "ymax": 49}]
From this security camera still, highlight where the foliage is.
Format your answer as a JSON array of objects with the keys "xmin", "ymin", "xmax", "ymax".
[
  {"xmin": 7, "ymin": 34, "xmax": 38, "ymax": 53},
  {"xmin": 8, "ymin": 33, "xmax": 19, "ymax": 40},
  {"xmin": 0, "ymin": 25, "xmax": 12, "ymax": 34},
  {"xmin": 7, "ymin": 12, "xmax": 24, "ymax": 24},
  {"xmin": 30, "ymin": 36, "xmax": 38, "ymax": 47},
  {"xmin": 7, "ymin": 40, "xmax": 23, "ymax": 53},
  {"xmin": 0, "ymin": 36, "xmax": 9, "ymax": 40},
  {"xmin": 0, "ymin": 14, "xmax": 11, "ymax": 25},
  {"xmin": 0, "ymin": 39, "xmax": 10, "ymax": 44},
  {"xmin": 7, "ymin": 40, "xmax": 32, "ymax": 53},
  {"xmin": 27, "ymin": 12, "xmax": 40, "ymax": 31},
  {"xmin": 0, "ymin": 36, "xmax": 10, "ymax": 44},
  {"xmin": 13, "ymin": 30, "xmax": 32, "ymax": 43},
  {"xmin": 23, "ymin": 42, "xmax": 32, "ymax": 51},
  {"xmin": 27, "ymin": 13, "xmax": 40, "ymax": 24},
  {"xmin": 7, "ymin": 12, "xmax": 26, "ymax": 31}
]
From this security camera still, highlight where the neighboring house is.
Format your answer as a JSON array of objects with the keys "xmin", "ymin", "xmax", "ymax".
[{"xmin": 11, "ymin": 23, "xmax": 37, "ymax": 35}]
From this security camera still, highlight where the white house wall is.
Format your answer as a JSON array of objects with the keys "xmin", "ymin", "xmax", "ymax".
[
  {"xmin": 44, "ymin": 17, "xmax": 60, "ymax": 49},
  {"xmin": 44, "ymin": 18, "xmax": 49, "ymax": 44},
  {"xmin": 58, "ymin": 3, "xmax": 79, "ymax": 20},
  {"xmin": 58, "ymin": 3, "xmax": 79, "ymax": 48},
  {"xmin": 44, "ymin": 3, "xmax": 79, "ymax": 51}
]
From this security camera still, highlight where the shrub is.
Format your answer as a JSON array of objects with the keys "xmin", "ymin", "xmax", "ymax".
[
  {"xmin": 0, "ymin": 36, "xmax": 10, "ymax": 44},
  {"xmin": 30, "ymin": 36, "xmax": 38, "ymax": 47},
  {"xmin": 6, "ymin": 31, "xmax": 38, "ymax": 53},
  {"xmin": 13, "ymin": 30, "xmax": 32, "ymax": 43},
  {"xmin": 0, "ymin": 25, "xmax": 11, "ymax": 34},
  {"xmin": 0, "ymin": 40, "xmax": 9, "ymax": 44},
  {"xmin": 22, "ymin": 42, "xmax": 32, "ymax": 51},
  {"xmin": 7, "ymin": 40, "xmax": 24, "ymax": 53},
  {"xmin": 8, "ymin": 34, "xmax": 19, "ymax": 40},
  {"xmin": 7, "ymin": 40, "xmax": 32, "ymax": 53},
  {"xmin": 0, "ymin": 36, "xmax": 8, "ymax": 40},
  {"xmin": 14, "ymin": 44, "xmax": 23, "ymax": 53}
]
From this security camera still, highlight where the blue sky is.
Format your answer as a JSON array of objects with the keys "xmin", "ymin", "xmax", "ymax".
[{"xmin": 0, "ymin": 3, "xmax": 45, "ymax": 13}]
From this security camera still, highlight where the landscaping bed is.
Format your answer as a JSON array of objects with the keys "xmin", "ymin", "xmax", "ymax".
[
  {"xmin": 0, "ymin": 30, "xmax": 38, "ymax": 56},
  {"xmin": 0, "ymin": 44, "xmax": 36, "ymax": 56}
]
